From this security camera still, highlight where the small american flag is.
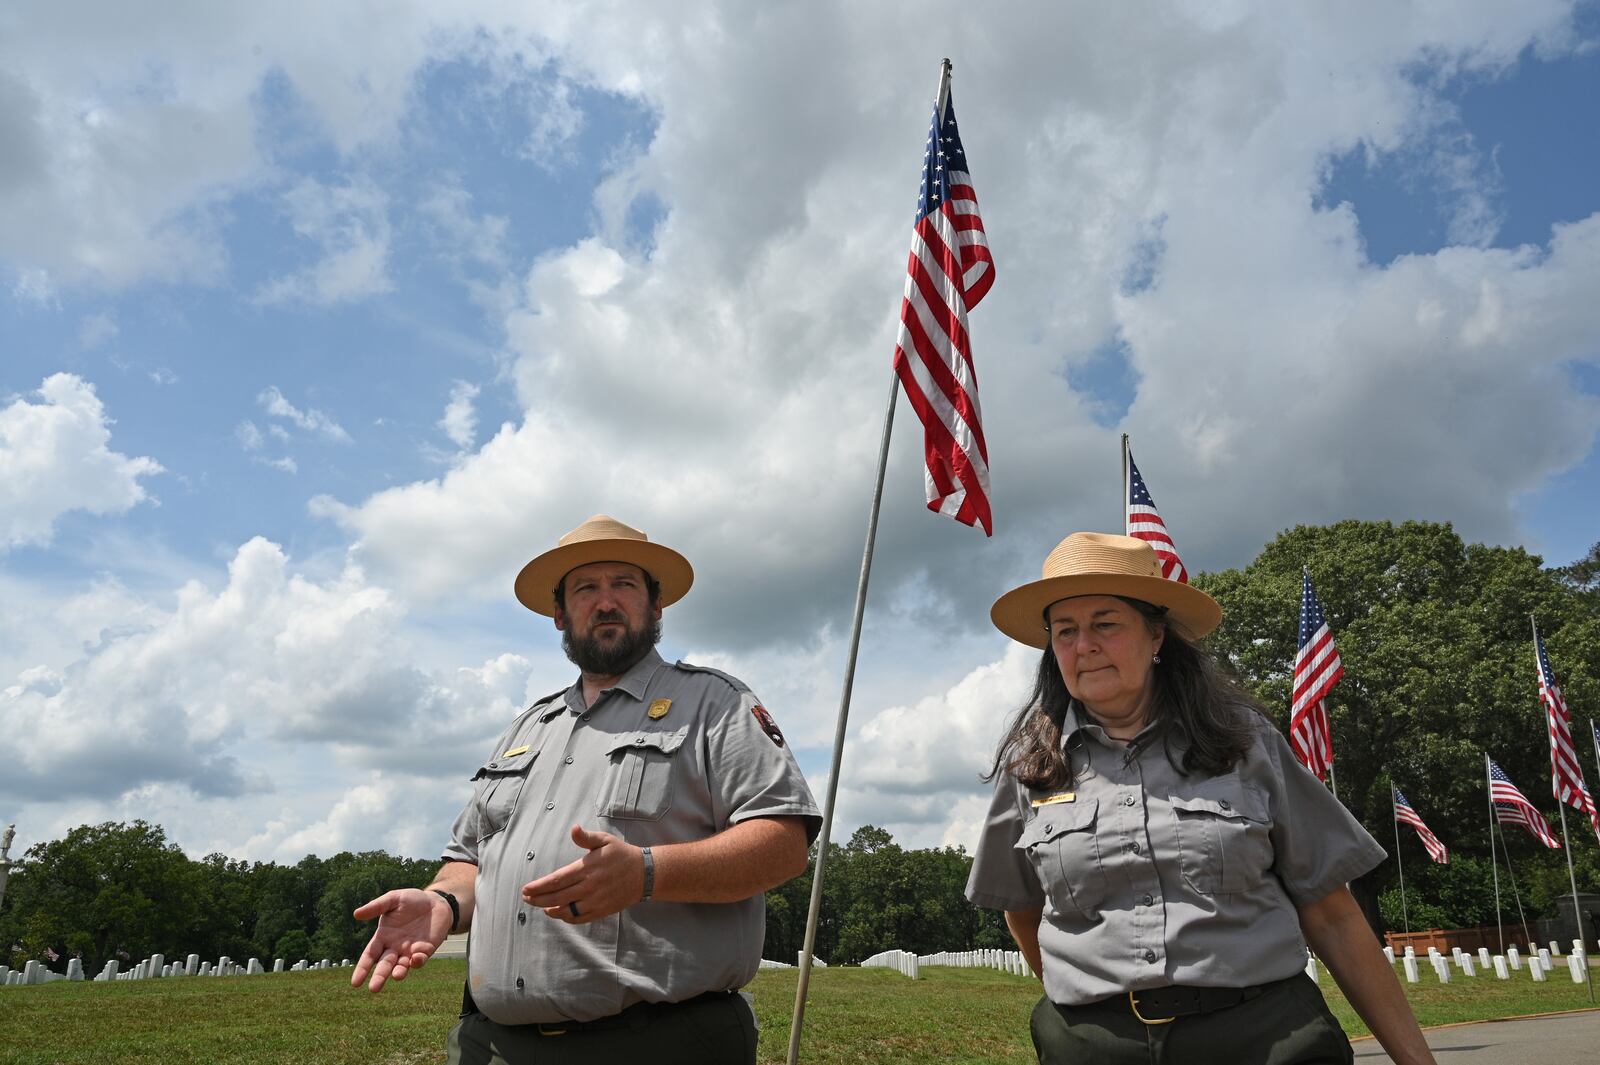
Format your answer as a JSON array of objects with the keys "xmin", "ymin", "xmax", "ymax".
[
  {"xmin": 892, "ymin": 61, "xmax": 995, "ymax": 535},
  {"xmin": 1123, "ymin": 444, "xmax": 1187, "ymax": 583},
  {"xmin": 1534, "ymin": 620, "xmax": 1600, "ymax": 841},
  {"xmin": 1487, "ymin": 757, "xmax": 1561, "ymax": 849},
  {"xmin": 1290, "ymin": 570, "xmax": 1342, "ymax": 780},
  {"xmin": 1393, "ymin": 788, "xmax": 1449, "ymax": 864}
]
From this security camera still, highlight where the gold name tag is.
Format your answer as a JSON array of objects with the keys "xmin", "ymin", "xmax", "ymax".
[
  {"xmin": 501, "ymin": 745, "xmax": 530, "ymax": 758},
  {"xmin": 1031, "ymin": 792, "xmax": 1076, "ymax": 807}
]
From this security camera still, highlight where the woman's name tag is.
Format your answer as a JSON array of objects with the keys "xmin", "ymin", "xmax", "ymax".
[{"xmin": 1030, "ymin": 792, "xmax": 1076, "ymax": 807}]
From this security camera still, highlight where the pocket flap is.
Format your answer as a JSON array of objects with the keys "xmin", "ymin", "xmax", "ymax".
[
  {"xmin": 1169, "ymin": 775, "xmax": 1266, "ymax": 821},
  {"xmin": 472, "ymin": 746, "xmax": 538, "ymax": 780},
  {"xmin": 606, "ymin": 725, "xmax": 689, "ymax": 757},
  {"xmin": 1016, "ymin": 798, "xmax": 1098, "ymax": 849}
]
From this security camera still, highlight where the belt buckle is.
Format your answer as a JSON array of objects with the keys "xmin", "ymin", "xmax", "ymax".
[
  {"xmin": 537, "ymin": 1024, "xmax": 569, "ymax": 1037},
  {"xmin": 1128, "ymin": 991, "xmax": 1176, "ymax": 1026}
]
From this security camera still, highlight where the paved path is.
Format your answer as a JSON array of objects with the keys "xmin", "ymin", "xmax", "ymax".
[{"xmin": 1353, "ymin": 1010, "xmax": 1600, "ymax": 1063}]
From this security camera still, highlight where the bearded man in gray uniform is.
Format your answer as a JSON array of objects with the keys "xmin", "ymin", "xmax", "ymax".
[{"xmin": 352, "ymin": 515, "xmax": 821, "ymax": 1065}]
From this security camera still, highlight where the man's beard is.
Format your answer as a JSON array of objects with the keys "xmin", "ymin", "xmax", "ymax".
[{"xmin": 562, "ymin": 611, "xmax": 662, "ymax": 675}]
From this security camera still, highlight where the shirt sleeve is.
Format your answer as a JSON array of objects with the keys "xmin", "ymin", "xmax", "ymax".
[
  {"xmin": 705, "ymin": 688, "xmax": 823, "ymax": 844},
  {"xmin": 965, "ymin": 772, "xmax": 1046, "ymax": 912},
  {"xmin": 1258, "ymin": 719, "xmax": 1387, "ymax": 906},
  {"xmin": 442, "ymin": 796, "xmax": 481, "ymax": 865}
]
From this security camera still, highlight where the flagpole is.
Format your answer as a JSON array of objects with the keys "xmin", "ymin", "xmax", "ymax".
[
  {"xmin": 1554, "ymin": 800, "xmax": 1595, "ymax": 1002},
  {"xmin": 1483, "ymin": 753, "xmax": 1505, "ymax": 953},
  {"xmin": 788, "ymin": 58, "xmax": 953, "ymax": 1056},
  {"xmin": 785, "ymin": 368, "xmax": 901, "ymax": 1065},
  {"xmin": 1535, "ymin": 613, "xmax": 1594, "ymax": 999},
  {"xmin": 1391, "ymin": 786, "xmax": 1410, "ymax": 935},
  {"xmin": 1121, "ymin": 434, "xmax": 1131, "ymax": 535},
  {"xmin": 1499, "ymin": 823, "xmax": 1533, "ymax": 951},
  {"xmin": 1326, "ymin": 742, "xmax": 1340, "ymax": 802}
]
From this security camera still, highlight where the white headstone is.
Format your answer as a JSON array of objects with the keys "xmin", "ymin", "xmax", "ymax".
[
  {"xmin": 150, "ymin": 953, "xmax": 165, "ymax": 977},
  {"xmin": 1382, "ymin": 946, "xmax": 1394, "ymax": 963},
  {"xmin": 66, "ymin": 958, "xmax": 83, "ymax": 981},
  {"xmin": 186, "ymin": 954, "xmax": 199, "ymax": 976},
  {"xmin": 1460, "ymin": 955, "xmax": 1475, "ymax": 977},
  {"xmin": 1478, "ymin": 947, "xmax": 1491, "ymax": 967},
  {"xmin": 1539, "ymin": 948, "xmax": 1553, "ymax": 969},
  {"xmin": 1304, "ymin": 955, "xmax": 1319, "ymax": 982},
  {"xmin": 1549, "ymin": 940, "xmax": 1561, "ymax": 956},
  {"xmin": 23, "ymin": 960, "xmax": 41, "ymax": 985},
  {"xmin": 247, "ymin": 958, "xmax": 263, "ymax": 975},
  {"xmin": 1493, "ymin": 956, "xmax": 1509, "ymax": 979},
  {"xmin": 273, "ymin": 958, "xmax": 285, "ymax": 973},
  {"xmin": 1434, "ymin": 958, "xmax": 1451, "ymax": 983},
  {"xmin": 1508, "ymin": 947, "xmax": 1521, "ymax": 970},
  {"xmin": 199, "ymin": 962, "xmax": 212, "ymax": 976},
  {"xmin": 1531, "ymin": 957, "xmax": 1547, "ymax": 982},
  {"xmin": 1569, "ymin": 954, "xmax": 1586, "ymax": 983}
]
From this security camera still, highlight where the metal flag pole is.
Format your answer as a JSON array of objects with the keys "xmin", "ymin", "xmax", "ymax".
[
  {"xmin": 1499, "ymin": 819, "xmax": 1533, "ymax": 951},
  {"xmin": 1120, "ymin": 434, "xmax": 1131, "ymax": 534},
  {"xmin": 1554, "ymin": 801, "xmax": 1596, "ymax": 1002},
  {"xmin": 1391, "ymin": 785, "xmax": 1410, "ymax": 935},
  {"xmin": 1483, "ymin": 753, "xmax": 1505, "ymax": 953},
  {"xmin": 785, "ymin": 369, "xmax": 900, "ymax": 1065},
  {"xmin": 1536, "ymin": 613, "xmax": 1595, "ymax": 1002},
  {"xmin": 789, "ymin": 58, "xmax": 965, "ymax": 1063},
  {"xmin": 1326, "ymin": 741, "xmax": 1340, "ymax": 802}
]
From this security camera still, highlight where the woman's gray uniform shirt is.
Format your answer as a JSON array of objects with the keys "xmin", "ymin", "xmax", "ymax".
[
  {"xmin": 444, "ymin": 648, "xmax": 821, "ymax": 1025},
  {"xmin": 966, "ymin": 705, "xmax": 1385, "ymax": 1006}
]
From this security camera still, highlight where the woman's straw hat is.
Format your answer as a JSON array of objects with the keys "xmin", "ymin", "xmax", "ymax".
[
  {"xmin": 514, "ymin": 515, "xmax": 694, "ymax": 617},
  {"xmin": 990, "ymin": 532, "xmax": 1222, "ymax": 648}
]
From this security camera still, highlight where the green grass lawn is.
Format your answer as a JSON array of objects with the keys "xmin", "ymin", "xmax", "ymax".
[{"xmin": 0, "ymin": 961, "xmax": 1594, "ymax": 1064}]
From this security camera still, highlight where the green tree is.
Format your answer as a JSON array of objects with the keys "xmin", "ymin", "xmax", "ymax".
[{"xmin": 1195, "ymin": 520, "xmax": 1600, "ymax": 933}]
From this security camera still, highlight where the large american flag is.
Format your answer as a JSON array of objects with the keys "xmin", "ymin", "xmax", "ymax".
[
  {"xmin": 892, "ymin": 63, "xmax": 995, "ymax": 535},
  {"xmin": 1290, "ymin": 570, "xmax": 1342, "ymax": 781},
  {"xmin": 1393, "ymin": 788, "xmax": 1449, "ymax": 864},
  {"xmin": 1487, "ymin": 757, "xmax": 1561, "ymax": 849},
  {"xmin": 1534, "ymin": 621, "xmax": 1600, "ymax": 841},
  {"xmin": 1124, "ymin": 445, "xmax": 1187, "ymax": 583}
]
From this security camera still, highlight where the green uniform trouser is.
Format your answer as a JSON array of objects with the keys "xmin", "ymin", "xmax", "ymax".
[
  {"xmin": 446, "ymin": 991, "xmax": 757, "ymax": 1065},
  {"xmin": 1030, "ymin": 973, "xmax": 1353, "ymax": 1065}
]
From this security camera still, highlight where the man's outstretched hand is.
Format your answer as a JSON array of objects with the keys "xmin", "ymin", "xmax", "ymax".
[
  {"xmin": 522, "ymin": 824, "xmax": 645, "ymax": 924},
  {"xmin": 350, "ymin": 888, "xmax": 453, "ymax": 993}
]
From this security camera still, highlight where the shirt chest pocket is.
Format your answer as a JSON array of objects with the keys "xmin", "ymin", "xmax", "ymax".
[
  {"xmin": 1015, "ymin": 798, "xmax": 1108, "ymax": 919},
  {"xmin": 471, "ymin": 747, "xmax": 539, "ymax": 842},
  {"xmin": 597, "ymin": 726, "xmax": 689, "ymax": 822},
  {"xmin": 1169, "ymin": 775, "xmax": 1272, "ymax": 895}
]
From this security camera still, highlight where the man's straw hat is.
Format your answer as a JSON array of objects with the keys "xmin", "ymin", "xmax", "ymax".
[
  {"xmin": 990, "ymin": 532, "xmax": 1222, "ymax": 648},
  {"xmin": 514, "ymin": 515, "xmax": 694, "ymax": 617}
]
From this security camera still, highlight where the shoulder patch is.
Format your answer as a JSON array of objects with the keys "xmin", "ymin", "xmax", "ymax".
[
  {"xmin": 672, "ymin": 659, "xmax": 752, "ymax": 695},
  {"xmin": 751, "ymin": 704, "xmax": 786, "ymax": 747}
]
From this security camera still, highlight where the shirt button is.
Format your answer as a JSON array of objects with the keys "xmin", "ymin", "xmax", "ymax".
[
  {"xmin": 1143, "ymin": 894, "xmax": 1154, "ymax": 906},
  {"xmin": 1043, "ymin": 823, "xmax": 1052, "ymax": 834},
  {"xmin": 518, "ymin": 912, "xmax": 526, "ymax": 925},
  {"xmin": 526, "ymin": 851, "xmax": 535, "ymax": 861},
  {"xmin": 634, "ymin": 738, "xmax": 646, "ymax": 746},
  {"xmin": 545, "ymin": 802, "xmax": 555, "ymax": 810},
  {"xmin": 1129, "ymin": 842, "xmax": 1141, "ymax": 854},
  {"xmin": 580, "ymin": 713, "xmax": 591, "ymax": 721},
  {"xmin": 1122, "ymin": 795, "xmax": 1135, "ymax": 806},
  {"xmin": 487, "ymin": 762, "xmax": 498, "ymax": 770},
  {"xmin": 516, "ymin": 977, "xmax": 525, "ymax": 990},
  {"xmin": 1219, "ymin": 799, "xmax": 1231, "ymax": 810},
  {"xmin": 565, "ymin": 756, "xmax": 574, "ymax": 764},
  {"xmin": 1143, "ymin": 950, "xmax": 1157, "ymax": 963}
]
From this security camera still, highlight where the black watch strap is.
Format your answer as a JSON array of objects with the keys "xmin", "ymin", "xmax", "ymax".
[{"xmin": 431, "ymin": 889, "xmax": 461, "ymax": 934}]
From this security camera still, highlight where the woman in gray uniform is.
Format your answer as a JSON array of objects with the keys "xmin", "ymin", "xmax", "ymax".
[{"xmin": 967, "ymin": 532, "xmax": 1435, "ymax": 1065}]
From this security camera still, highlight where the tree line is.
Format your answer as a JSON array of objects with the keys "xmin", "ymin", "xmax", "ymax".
[{"xmin": 4, "ymin": 521, "xmax": 1597, "ymax": 973}]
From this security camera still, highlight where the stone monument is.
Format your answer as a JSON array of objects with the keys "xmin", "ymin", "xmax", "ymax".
[{"xmin": 0, "ymin": 824, "xmax": 15, "ymax": 913}]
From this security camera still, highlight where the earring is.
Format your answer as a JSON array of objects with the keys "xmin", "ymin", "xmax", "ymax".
[{"xmin": 1152, "ymin": 653, "xmax": 1161, "ymax": 665}]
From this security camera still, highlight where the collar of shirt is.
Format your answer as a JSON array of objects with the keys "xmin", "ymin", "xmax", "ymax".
[
  {"xmin": 554, "ymin": 647, "xmax": 668, "ymax": 718},
  {"xmin": 1059, "ymin": 700, "xmax": 1177, "ymax": 771}
]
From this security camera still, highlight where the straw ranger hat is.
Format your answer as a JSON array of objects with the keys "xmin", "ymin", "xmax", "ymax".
[
  {"xmin": 990, "ymin": 532, "xmax": 1222, "ymax": 649},
  {"xmin": 514, "ymin": 515, "xmax": 694, "ymax": 617}
]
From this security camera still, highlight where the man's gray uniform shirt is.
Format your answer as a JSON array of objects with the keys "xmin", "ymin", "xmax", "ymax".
[{"xmin": 444, "ymin": 649, "xmax": 820, "ymax": 1025}]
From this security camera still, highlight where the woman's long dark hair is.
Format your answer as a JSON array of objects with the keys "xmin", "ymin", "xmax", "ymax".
[{"xmin": 985, "ymin": 598, "xmax": 1263, "ymax": 789}]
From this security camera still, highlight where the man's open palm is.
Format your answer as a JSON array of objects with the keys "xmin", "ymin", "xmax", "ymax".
[{"xmin": 350, "ymin": 889, "xmax": 452, "ymax": 993}]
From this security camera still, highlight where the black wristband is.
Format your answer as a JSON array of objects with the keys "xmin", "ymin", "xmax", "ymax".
[{"xmin": 431, "ymin": 889, "xmax": 461, "ymax": 934}]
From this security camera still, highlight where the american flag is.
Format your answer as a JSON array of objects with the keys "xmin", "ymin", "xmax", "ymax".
[
  {"xmin": 1533, "ymin": 620, "xmax": 1600, "ymax": 840},
  {"xmin": 892, "ymin": 62, "xmax": 995, "ymax": 535},
  {"xmin": 1290, "ymin": 570, "xmax": 1342, "ymax": 780},
  {"xmin": 1393, "ymin": 788, "xmax": 1449, "ymax": 864},
  {"xmin": 1123, "ymin": 445, "xmax": 1187, "ymax": 583},
  {"xmin": 1487, "ymin": 757, "xmax": 1561, "ymax": 849}
]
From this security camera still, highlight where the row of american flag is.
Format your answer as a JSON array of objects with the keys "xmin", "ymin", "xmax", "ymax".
[{"xmin": 886, "ymin": 70, "xmax": 1599, "ymax": 862}]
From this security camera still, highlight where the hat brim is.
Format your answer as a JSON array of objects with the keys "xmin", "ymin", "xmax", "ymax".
[
  {"xmin": 514, "ymin": 540, "xmax": 694, "ymax": 617},
  {"xmin": 990, "ymin": 573, "xmax": 1222, "ymax": 649}
]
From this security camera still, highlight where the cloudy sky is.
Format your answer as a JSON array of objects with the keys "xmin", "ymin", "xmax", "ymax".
[{"xmin": 3, "ymin": 2, "xmax": 1598, "ymax": 866}]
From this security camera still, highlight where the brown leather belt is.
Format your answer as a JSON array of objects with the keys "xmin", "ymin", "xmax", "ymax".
[{"xmin": 534, "ymin": 989, "xmax": 735, "ymax": 1036}]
